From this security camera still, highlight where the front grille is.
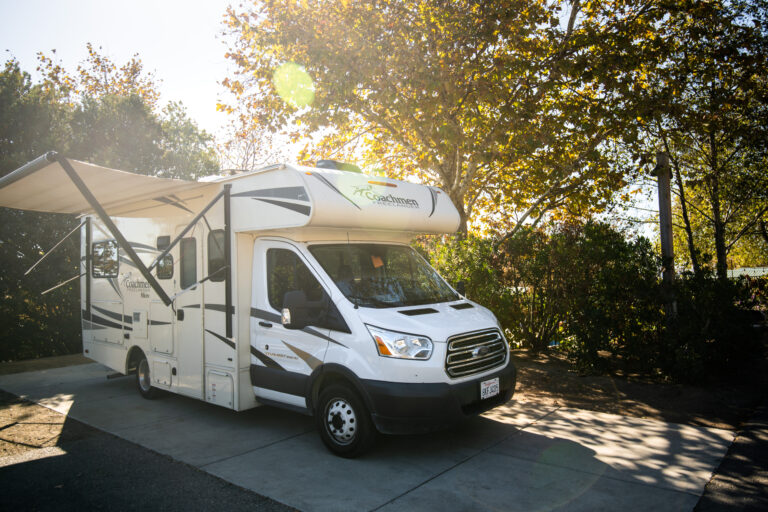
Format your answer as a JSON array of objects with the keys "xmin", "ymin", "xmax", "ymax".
[{"xmin": 445, "ymin": 328, "xmax": 507, "ymax": 378}]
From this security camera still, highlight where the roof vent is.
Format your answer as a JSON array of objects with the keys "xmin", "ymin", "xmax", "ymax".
[{"xmin": 316, "ymin": 160, "xmax": 362, "ymax": 173}]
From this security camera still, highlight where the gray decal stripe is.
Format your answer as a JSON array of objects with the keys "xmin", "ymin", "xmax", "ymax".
[
  {"xmin": 129, "ymin": 241, "xmax": 160, "ymax": 252},
  {"xmin": 303, "ymin": 326, "xmax": 347, "ymax": 348},
  {"xmin": 205, "ymin": 329, "xmax": 234, "ymax": 349},
  {"xmin": 250, "ymin": 307, "xmax": 281, "ymax": 323},
  {"xmin": 249, "ymin": 308, "xmax": 347, "ymax": 348},
  {"xmin": 182, "ymin": 304, "xmax": 235, "ymax": 314},
  {"xmin": 149, "ymin": 320, "xmax": 172, "ymax": 326},
  {"xmin": 310, "ymin": 173, "xmax": 361, "ymax": 210},
  {"xmin": 119, "ymin": 256, "xmax": 137, "ymax": 268},
  {"xmin": 253, "ymin": 198, "xmax": 311, "ymax": 216},
  {"xmin": 88, "ymin": 313, "xmax": 131, "ymax": 331},
  {"xmin": 81, "ymin": 320, "xmax": 107, "ymax": 331},
  {"xmin": 428, "ymin": 187, "xmax": 439, "ymax": 217},
  {"xmin": 232, "ymin": 186, "xmax": 309, "ymax": 201},
  {"xmin": 107, "ymin": 278, "xmax": 122, "ymax": 298},
  {"xmin": 250, "ymin": 346, "xmax": 283, "ymax": 370},
  {"xmin": 153, "ymin": 196, "xmax": 193, "ymax": 214},
  {"xmin": 92, "ymin": 305, "xmax": 132, "ymax": 324},
  {"xmin": 283, "ymin": 341, "xmax": 322, "ymax": 370},
  {"xmin": 250, "ymin": 365, "xmax": 307, "ymax": 396}
]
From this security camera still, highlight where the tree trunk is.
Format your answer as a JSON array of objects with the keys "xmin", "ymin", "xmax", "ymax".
[
  {"xmin": 672, "ymin": 162, "xmax": 701, "ymax": 276},
  {"xmin": 709, "ymin": 133, "xmax": 728, "ymax": 280}
]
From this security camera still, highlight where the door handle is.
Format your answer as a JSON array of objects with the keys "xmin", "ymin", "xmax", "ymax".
[{"xmin": 259, "ymin": 321, "xmax": 272, "ymax": 328}]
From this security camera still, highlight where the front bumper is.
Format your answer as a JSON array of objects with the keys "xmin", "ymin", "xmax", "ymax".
[{"xmin": 360, "ymin": 360, "xmax": 516, "ymax": 435}]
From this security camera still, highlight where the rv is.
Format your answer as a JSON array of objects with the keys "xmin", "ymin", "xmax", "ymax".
[{"xmin": 0, "ymin": 153, "xmax": 516, "ymax": 457}]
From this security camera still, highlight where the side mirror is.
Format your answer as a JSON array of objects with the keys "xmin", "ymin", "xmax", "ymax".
[
  {"xmin": 455, "ymin": 280, "xmax": 466, "ymax": 296},
  {"xmin": 282, "ymin": 290, "xmax": 309, "ymax": 330}
]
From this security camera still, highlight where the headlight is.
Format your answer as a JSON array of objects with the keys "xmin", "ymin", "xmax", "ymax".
[{"xmin": 366, "ymin": 325, "xmax": 433, "ymax": 360}]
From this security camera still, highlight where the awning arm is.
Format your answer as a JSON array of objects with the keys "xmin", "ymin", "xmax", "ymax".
[
  {"xmin": 25, "ymin": 220, "xmax": 86, "ymax": 276},
  {"xmin": 56, "ymin": 155, "xmax": 174, "ymax": 307},
  {"xmin": 147, "ymin": 189, "xmax": 225, "ymax": 272},
  {"xmin": 0, "ymin": 151, "xmax": 58, "ymax": 189},
  {"xmin": 41, "ymin": 272, "xmax": 85, "ymax": 296}
]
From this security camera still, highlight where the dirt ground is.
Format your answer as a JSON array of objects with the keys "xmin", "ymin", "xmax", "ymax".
[{"xmin": 1, "ymin": 350, "xmax": 766, "ymax": 461}]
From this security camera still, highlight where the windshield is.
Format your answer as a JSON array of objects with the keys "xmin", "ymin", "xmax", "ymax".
[{"xmin": 309, "ymin": 244, "xmax": 459, "ymax": 308}]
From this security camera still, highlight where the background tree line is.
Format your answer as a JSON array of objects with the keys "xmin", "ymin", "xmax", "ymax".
[
  {"xmin": 0, "ymin": 46, "xmax": 219, "ymax": 361},
  {"xmin": 1, "ymin": 1, "xmax": 766, "ymax": 381}
]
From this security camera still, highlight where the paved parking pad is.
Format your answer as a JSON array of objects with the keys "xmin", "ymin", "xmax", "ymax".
[{"xmin": 0, "ymin": 363, "xmax": 734, "ymax": 511}]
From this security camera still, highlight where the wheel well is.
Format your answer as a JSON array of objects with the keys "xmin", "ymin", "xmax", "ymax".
[
  {"xmin": 125, "ymin": 346, "xmax": 146, "ymax": 375},
  {"xmin": 310, "ymin": 369, "xmax": 371, "ymax": 415}
]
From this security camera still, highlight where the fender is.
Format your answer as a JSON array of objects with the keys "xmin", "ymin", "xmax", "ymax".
[{"xmin": 306, "ymin": 363, "xmax": 376, "ymax": 415}]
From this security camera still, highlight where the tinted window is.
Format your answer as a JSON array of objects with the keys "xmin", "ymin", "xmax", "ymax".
[
  {"xmin": 92, "ymin": 240, "xmax": 118, "ymax": 278},
  {"xmin": 180, "ymin": 238, "xmax": 197, "ymax": 289},
  {"xmin": 267, "ymin": 248, "xmax": 324, "ymax": 311},
  {"xmin": 208, "ymin": 230, "xmax": 226, "ymax": 282},
  {"xmin": 309, "ymin": 244, "xmax": 458, "ymax": 308}
]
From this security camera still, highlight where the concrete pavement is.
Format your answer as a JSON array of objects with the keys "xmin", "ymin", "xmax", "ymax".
[{"xmin": 0, "ymin": 363, "xmax": 734, "ymax": 511}]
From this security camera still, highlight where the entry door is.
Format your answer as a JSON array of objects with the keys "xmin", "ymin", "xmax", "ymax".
[
  {"xmin": 250, "ymin": 239, "xmax": 331, "ymax": 409},
  {"xmin": 174, "ymin": 234, "xmax": 204, "ymax": 399}
]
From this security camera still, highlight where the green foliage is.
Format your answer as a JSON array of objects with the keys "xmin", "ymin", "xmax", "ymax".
[
  {"xmin": 0, "ymin": 50, "xmax": 220, "ymax": 362},
  {"xmin": 222, "ymin": 0, "xmax": 658, "ymax": 233},
  {"xmin": 662, "ymin": 275, "xmax": 766, "ymax": 383},
  {"xmin": 422, "ymin": 222, "xmax": 764, "ymax": 382}
]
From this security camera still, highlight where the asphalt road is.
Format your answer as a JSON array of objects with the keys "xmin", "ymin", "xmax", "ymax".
[{"xmin": 0, "ymin": 404, "xmax": 292, "ymax": 511}]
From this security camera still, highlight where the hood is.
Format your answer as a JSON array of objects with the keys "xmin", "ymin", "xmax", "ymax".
[{"xmin": 353, "ymin": 300, "xmax": 500, "ymax": 343}]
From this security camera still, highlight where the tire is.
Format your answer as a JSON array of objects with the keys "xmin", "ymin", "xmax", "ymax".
[
  {"xmin": 316, "ymin": 384, "xmax": 376, "ymax": 458},
  {"xmin": 136, "ymin": 354, "xmax": 158, "ymax": 399}
]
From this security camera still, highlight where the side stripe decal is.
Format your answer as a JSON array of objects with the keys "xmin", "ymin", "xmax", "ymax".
[
  {"xmin": 205, "ymin": 329, "xmax": 234, "ymax": 349},
  {"xmin": 284, "ymin": 341, "xmax": 322, "ymax": 370},
  {"xmin": 309, "ymin": 173, "xmax": 361, "ymax": 210},
  {"xmin": 250, "ymin": 307, "xmax": 347, "ymax": 348},
  {"xmin": 250, "ymin": 346, "xmax": 283, "ymax": 370},
  {"xmin": 92, "ymin": 305, "xmax": 133, "ymax": 324},
  {"xmin": 253, "ymin": 197, "xmax": 311, "ymax": 216}
]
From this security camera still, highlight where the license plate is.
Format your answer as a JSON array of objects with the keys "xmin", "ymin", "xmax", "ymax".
[{"xmin": 480, "ymin": 377, "xmax": 500, "ymax": 400}]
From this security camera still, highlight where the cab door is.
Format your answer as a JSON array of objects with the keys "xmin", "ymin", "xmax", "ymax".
[{"xmin": 250, "ymin": 239, "xmax": 332, "ymax": 409}]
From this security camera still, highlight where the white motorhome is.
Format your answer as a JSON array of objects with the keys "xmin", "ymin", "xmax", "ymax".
[{"xmin": 0, "ymin": 153, "xmax": 516, "ymax": 457}]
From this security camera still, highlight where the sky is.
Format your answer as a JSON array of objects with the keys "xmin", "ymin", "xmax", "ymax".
[{"xmin": 0, "ymin": 0, "xmax": 236, "ymax": 139}]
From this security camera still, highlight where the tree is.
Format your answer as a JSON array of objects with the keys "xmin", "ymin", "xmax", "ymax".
[
  {"xmin": 0, "ymin": 47, "xmax": 221, "ymax": 361},
  {"xmin": 640, "ymin": 0, "xmax": 768, "ymax": 278},
  {"xmin": 221, "ymin": 0, "xmax": 663, "ymax": 234}
]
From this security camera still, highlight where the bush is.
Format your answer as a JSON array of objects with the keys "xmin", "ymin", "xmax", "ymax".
[{"xmin": 421, "ymin": 221, "xmax": 765, "ymax": 382}]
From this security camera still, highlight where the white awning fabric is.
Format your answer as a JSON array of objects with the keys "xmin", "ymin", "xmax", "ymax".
[{"xmin": 0, "ymin": 154, "xmax": 214, "ymax": 217}]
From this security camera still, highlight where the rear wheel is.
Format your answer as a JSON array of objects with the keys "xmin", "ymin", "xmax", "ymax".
[
  {"xmin": 136, "ymin": 355, "xmax": 158, "ymax": 399},
  {"xmin": 316, "ymin": 384, "xmax": 376, "ymax": 458}
]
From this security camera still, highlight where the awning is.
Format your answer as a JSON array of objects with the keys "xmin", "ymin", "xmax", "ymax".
[{"xmin": 0, "ymin": 152, "xmax": 215, "ymax": 217}]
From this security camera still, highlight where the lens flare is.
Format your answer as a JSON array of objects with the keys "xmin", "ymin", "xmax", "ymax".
[{"xmin": 273, "ymin": 62, "xmax": 315, "ymax": 108}]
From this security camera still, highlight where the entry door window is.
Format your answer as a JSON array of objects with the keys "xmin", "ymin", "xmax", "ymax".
[{"xmin": 180, "ymin": 238, "xmax": 197, "ymax": 289}]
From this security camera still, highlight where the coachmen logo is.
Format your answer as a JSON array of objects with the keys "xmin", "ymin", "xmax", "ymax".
[
  {"xmin": 122, "ymin": 278, "xmax": 151, "ymax": 291},
  {"xmin": 352, "ymin": 185, "xmax": 419, "ymax": 209}
]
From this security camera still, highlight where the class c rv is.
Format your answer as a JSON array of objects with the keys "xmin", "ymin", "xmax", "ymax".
[{"xmin": 0, "ymin": 153, "xmax": 516, "ymax": 457}]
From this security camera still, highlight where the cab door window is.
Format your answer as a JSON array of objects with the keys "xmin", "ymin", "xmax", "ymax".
[{"xmin": 267, "ymin": 248, "xmax": 324, "ymax": 310}]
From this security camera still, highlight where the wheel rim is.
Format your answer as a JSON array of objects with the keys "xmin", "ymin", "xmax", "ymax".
[
  {"xmin": 324, "ymin": 397, "xmax": 357, "ymax": 445},
  {"xmin": 138, "ymin": 359, "xmax": 151, "ymax": 392}
]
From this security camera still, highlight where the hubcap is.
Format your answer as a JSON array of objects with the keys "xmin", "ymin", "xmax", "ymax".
[
  {"xmin": 138, "ymin": 359, "xmax": 151, "ymax": 392},
  {"xmin": 325, "ymin": 398, "xmax": 357, "ymax": 445}
]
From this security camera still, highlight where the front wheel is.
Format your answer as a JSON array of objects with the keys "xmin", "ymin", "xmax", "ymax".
[
  {"xmin": 316, "ymin": 384, "xmax": 376, "ymax": 458},
  {"xmin": 136, "ymin": 355, "xmax": 158, "ymax": 399}
]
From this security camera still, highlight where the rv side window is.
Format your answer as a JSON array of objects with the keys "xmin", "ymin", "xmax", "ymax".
[
  {"xmin": 156, "ymin": 255, "xmax": 173, "ymax": 280},
  {"xmin": 208, "ymin": 230, "xmax": 226, "ymax": 282},
  {"xmin": 267, "ymin": 249, "xmax": 324, "ymax": 310},
  {"xmin": 180, "ymin": 238, "xmax": 197, "ymax": 289},
  {"xmin": 92, "ymin": 240, "xmax": 118, "ymax": 278}
]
